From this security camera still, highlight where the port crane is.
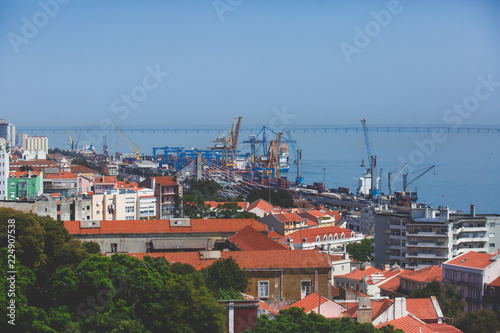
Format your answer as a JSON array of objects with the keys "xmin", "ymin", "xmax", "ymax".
[
  {"xmin": 285, "ymin": 130, "xmax": 304, "ymax": 185},
  {"xmin": 361, "ymin": 119, "xmax": 379, "ymax": 197},
  {"xmin": 116, "ymin": 126, "xmax": 140, "ymax": 160},
  {"xmin": 403, "ymin": 165, "xmax": 435, "ymax": 192},
  {"xmin": 388, "ymin": 162, "xmax": 408, "ymax": 196},
  {"xmin": 68, "ymin": 130, "xmax": 74, "ymax": 149},
  {"xmin": 209, "ymin": 117, "xmax": 242, "ymax": 168}
]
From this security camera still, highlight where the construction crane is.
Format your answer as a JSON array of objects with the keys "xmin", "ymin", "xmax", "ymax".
[
  {"xmin": 361, "ymin": 119, "xmax": 378, "ymax": 197},
  {"xmin": 209, "ymin": 117, "xmax": 242, "ymax": 168},
  {"xmin": 388, "ymin": 162, "xmax": 408, "ymax": 196},
  {"xmin": 116, "ymin": 126, "xmax": 140, "ymax": 160},
  {"xmin": 68, "ymin": 130, "xmax": 74, "ymax": 150},
  {"xmin": 403, "ymin": 165, "xmax": 435, "ymax": 192},
  {"xmin": 285, "ymin": 130, "xmax": 303, "ymax": 185}
]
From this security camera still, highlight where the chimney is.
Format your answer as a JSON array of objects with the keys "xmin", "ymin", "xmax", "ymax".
[
  {"xmin": 384, "ymin": 264, "xmax": 390, "ymax": 271},
  {"xmin": 393, "ymin": 297, "xmax": 407, "ymax": 319},
  {"xmin": 357, "ymin": 298, "xmax": 372, "ymax": 324},
  {"xmin": 470, "ymin": 204, "xmax": 476, "ymax": 217}
]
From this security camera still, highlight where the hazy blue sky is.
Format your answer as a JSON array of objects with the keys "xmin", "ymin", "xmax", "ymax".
[{"xmin": 1, "ymin": 0, "xmax": 500, "ymax": 130}]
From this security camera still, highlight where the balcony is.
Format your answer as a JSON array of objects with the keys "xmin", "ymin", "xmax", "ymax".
[
  {"xmin": 456, "ymin": 226, "xmax": 488, "ymax": 234},
  {"xmin": 453, "ymin": 237, "xmax": 488, "ymax": 245},
  {"xmin": 406, "ymin": 231, "xmax": 447, "ymax": 237},
  {"xmin": 407, "ymin": 241, "xmax": 448, "ymax": 248},
  {"xmin": 406, "ymin": 252, "xmax": 449, "ymax": 260}
]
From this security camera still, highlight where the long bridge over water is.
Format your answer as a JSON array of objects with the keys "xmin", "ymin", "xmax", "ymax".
[{"xmin": 22, "ymin": 125, "xmax": 500, "ymax": 134}]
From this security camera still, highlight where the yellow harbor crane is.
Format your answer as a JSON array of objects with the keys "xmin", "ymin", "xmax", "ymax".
[{"xmin": 116, "ymin": 127, "xmax": 140, "ymax": 160}]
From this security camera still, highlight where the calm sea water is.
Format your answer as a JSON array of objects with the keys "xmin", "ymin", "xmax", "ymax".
[{"xmin": 38, "ymin": 129, "xmax": 500, "ymax": 214}]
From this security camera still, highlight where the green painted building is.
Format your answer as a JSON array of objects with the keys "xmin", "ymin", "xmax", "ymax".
[{"xmin": 7, "ymin": 171, "xmax": 43, "ymax": 199}]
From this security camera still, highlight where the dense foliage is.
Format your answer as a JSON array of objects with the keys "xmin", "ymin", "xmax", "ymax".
[
  {"xmin": 246, "ymin": 188, "xmax": 294, "ymax": 208},
  {"xmin": 454, "ymin": 308, "xmax": 500, "ymax": 333},
  {"xmin": 70, "ymin": 158, "xmax": 93, "ymax": 170},
  {"xmin": 203, "ymin": 257, "xmax": 249, "ymax": 297},
  {"xmin": 346, "ymin": 238, "xmax": 374, "ymax": 262},
  {"xmin": 184, "ymin": 179, "xmax": 223, "ymax": 201},
  {"xmin": 246, "ymin": 307, "xmax": 405, "ymax": 333},
  {"xmin": 0, "ymin": 208, "xmax": 227, "ymax": 332},
  {"xmin": 408, "ymin": 280, "xmax": 465, "ymax": 319}
]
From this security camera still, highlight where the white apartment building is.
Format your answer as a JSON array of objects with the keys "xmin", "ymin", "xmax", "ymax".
[
  {"xmin": 92, "ymin": 189, "xmax": 139, "ymax": 221},
  {"xmin": 24, "ymin": 136, "xmax": 48, "ymax": 154},
  {"xmin": 0, "ymin": 142, "xmax": 9, "ymax": 200},
  {"xmin": 134, "ymin": 188, "xmax": 157, "ymax": 220}
]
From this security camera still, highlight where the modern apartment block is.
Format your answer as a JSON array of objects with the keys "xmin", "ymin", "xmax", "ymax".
[
  {"xmin": 0, "ymin": 143, "xmax": 9, "ymax": 200},
  {"xmin": 92, "ymin": 189, "xmax": 139, "ymax": 221},
  {"xmin": 24, "ymin": 135, "xmax": 49, "ymax": 154},
  {"xmin": 139, "ymin": 176, "xmax": 182, "ymax": 219},
  {"xmin": 374, "ymin": 205, "xmax": 500, "ymax": 269}
]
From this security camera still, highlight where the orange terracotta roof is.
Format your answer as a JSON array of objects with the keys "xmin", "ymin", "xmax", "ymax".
[
  {"xmin": 445, "ymin": 251, "xmax": 496, "ymax": 269},
  {"xmin": 343, "ymin": 298, "xmax": 393, "ymax": 320},
  {"xmin": 286, "ymin": 293, "xmax": 330, "ymax": 313},
  {"xmin": 205, "ymin": 201, "xmax": 249, "ymax": 210},
  {"xmin": 273, "ymin": 213, "xmax": 306, "ymax": 224},
  {"xmin": 366, "ymin": 268, "xmax": 405, "ymax": 285},
  {"xmin": 406, "ymin": 298, "xmax": 438, "ymax": 321},
  {"xmin": 228, "ymin": 225, "xmax": 288, "ymax": 251},
  {"xmin": 11, "ymin": 159, "xmax": 58, "ymax": 167},
  {"xmin": 488, "ymin": 276, "xmax": 500, "ymax": 287},
  {"xmin": 258, "ymin": 300, "xmax": 278, "ymax": 315},
  {"xmin": 378, "ymin": 275, "xmax": 401, "ymax": 292},
  {"xmin": 376, "ymin": 316, "xmax": 434, "ymax": 333},
  {"xmin": 331, "ymin": 286, "xmax": 340, "ymax": 298},
  {"xmin": 93, "ymin": 175, "xmax": 116, "ymax": 184},
  {"xmin": 399, "ymin": 265, "xmax": 442, "ymax": 283},
  {"xmin": 129, "ymin": 249, "xmax": 331, "ymax": 271},
  {"xmin": 151, "ymin": 176, "xmax": 178, "ymax": 186},
  {"xmin": 8, "ymin": 171, "xmax": 42, "ymax": 178},
  {"xmin": 44, "ymin": 171, "xmax": 76, "ymax": 179},
  {"xmin": 267, "ymin": 231, "xmax": 282, "ymax": 239},
  {"xmin": 64, "ymin": 218, "xmax": 268, "ymax": 235},
  {"xmin": 247, "ymin": 199, "xmax": 274, "ymax": 213},
  {"xmin": 426, "ymin": 323, "xmax": 464, "ymax": 332},
  {"xmin": 279, "ymin": 226, "xmax": 358, "ymax": 244},
  {"xmin": 70, "ymin": 165, "xmax": 97, "ymax": 174},
  {"xmin": 336, "ymin": 266, "xmax": 382, "ymax": 281}
]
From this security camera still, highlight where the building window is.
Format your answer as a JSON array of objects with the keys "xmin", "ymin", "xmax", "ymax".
[
  {"xmin": 490, "ymin": 243, "xmax": 496, "ymax": 248},
  {"xmin": 258, "ymin": 281, "xmax": 269, "ymax": 298},
  {"xmin": 125, "ymin": 206, "xmax": 135, "ymax": 213},
  {"xmin": 110, "ymin": 243, "xmax": 117, "ymax": 253},
  {"xmin": 301, "ymin": 281, "xmax": 311, "ymax": 298}
]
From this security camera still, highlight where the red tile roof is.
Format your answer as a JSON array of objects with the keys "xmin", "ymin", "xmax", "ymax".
[
  {"xmin": 151, "ymin": 176, "xmax": 178, "ymax": 186},
  {"xmin": 376, "ymin": 316, "xmax": 434, "ymax": 333},
  {"xmin": 280, "ymin": 226, "xmax": 358, "ymax": 244},
  {"xmin": 336, "ymin": 266, "xmax": 382, "ymax": 281},
  {"xmin": 64, "ymin": 219, "xmax": 268, "ymax": 235},
  {"xmin": 44, "ymin": 171, "xmax": 76, "ymax": 179},
  {"xmin": 10, "ymin": 159, "xmax": 58, "ymax": 168},
  {"xmin": 399, "ymin": 265, "xmax": 442, "ymax": 283},
  {"xmin": 93, "ymin": 175, "xmax": 116, "ymax": 184},
  {"xmin": 488, "ymin": 276, "xmax": 500, "ymax": 287},
  {"xmin": 406, "ymin": 298, "xmax": 438, "ymax": 321},
  {"xmin": 285, "ymin": 293, "xmax": 330, "ymax": 313},
  {"xmin": 445, "ymin": 251, "xmax": 496, "ymax": 269},
  {"xmin": 247, "ymin": 199, "xmax": 274, "ymax": 213},
  {"xmin": 228, "ymin": 225, "xmax": 288, "ymax": 251},
  {"xmin": 70, "ymin": 165, "xmax": 97, "ymax": 174},
  {"xmin": 426, "ymin": 323, "xmax": 464, "ymax": 332},
  {"xmin": 365, "ymin": 267, "xmax": 405, "ymax": 285},
  {"xmin": 378, "ymin": 274, "xmax": 401, "ymax": 292},
  {"xmin": 267, "ymin": 231, "xmax": 282, "ymax": 239},
  {"xmin": 8, "ymin": 171, "xmax": 42, "ymax": 178},
  {"xmin": 331, "ymin": 286, "xmax": 340, "ymax": 298},
  {"xmin": 342, "ymin": 298, "xmax": 393, "ymax": 320},
  {"xmin": 205, "ymin": 201, "xmax": 249, "ymax": 210},
  {"xmin": 129, "ymin": 249, "xmax": 331, "ymax": 271},
  {"xmin": 273, "ymin": 212, "xmax": 306, "ymax": 224}
]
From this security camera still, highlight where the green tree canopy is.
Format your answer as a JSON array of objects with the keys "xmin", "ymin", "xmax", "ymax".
[
  {"xmin": 409, "ymin": 280, "xmax": 465, "ymax": 319},
  {"xmin": 203, "ymin": 257, "xmax": 249, "ymax": 297},
  {"xmin": 346, "ymin": 238, "xmax": 374, "ymax": 262},
  {"xmin": 247, "ymin": 307, "xmax": 404, "ymax": 333},
  {"xmin": 247, "ymin": 188, "xmax": 294, "ymax": 208},
  {"xmin": 19, "ymin": 165, "xmax": 34, "ymax": 171},
  {"xmin": 215, "ymin": 202, "xmax": 259, "ymax": 219},
  {"xmin": 454, "ymin": 308, "xmax": 500, "ymax": 333}
]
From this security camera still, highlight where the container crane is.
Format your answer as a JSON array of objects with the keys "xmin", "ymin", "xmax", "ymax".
[
  {"xmin": 209, "ymin": 117, "xmax": 242, "ymax": 168},
  {"xmin": 388, "ymin": 162, "xmax": 408, "ymax": 196},
  {"xmin": 403, "ymin": 165, "xmax": 435, "ymax": 192},
  {"xmin": 116, "ymin": 126, "xmax": 140, "ymax": 160},
  {"xmin": 361, "ymin": 119, "xmax": 378, "ymax": 197},
  {"xmin": 68, "ymin": 130, "xmax": 74, "ymax": 150}
]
